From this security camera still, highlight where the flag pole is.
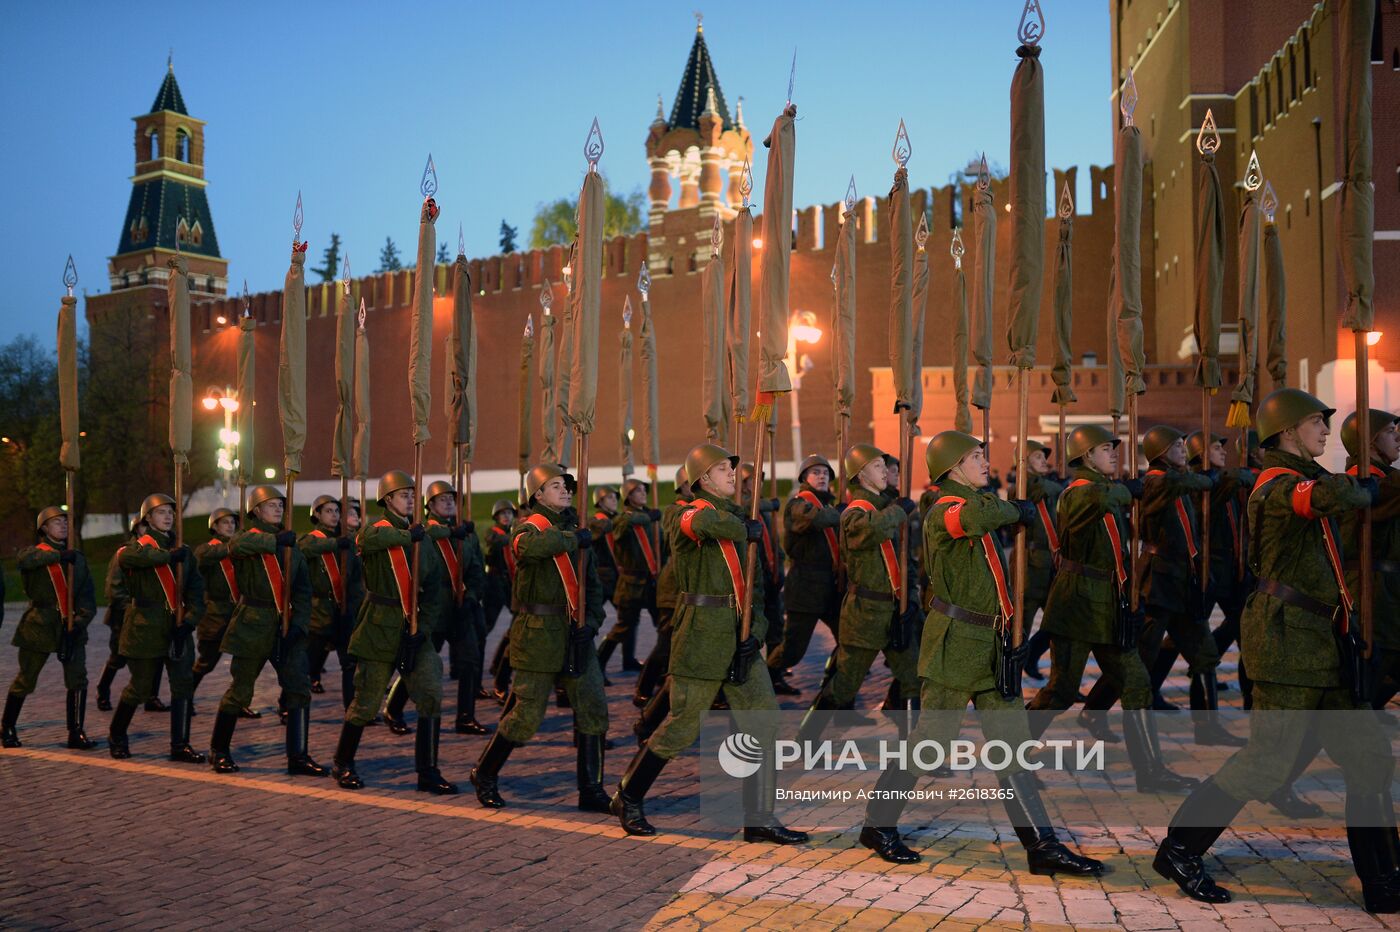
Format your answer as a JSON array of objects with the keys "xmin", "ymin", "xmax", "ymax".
[{"xmin": 59, "ymin": 257, "xmax": 80, "ymax": 631}]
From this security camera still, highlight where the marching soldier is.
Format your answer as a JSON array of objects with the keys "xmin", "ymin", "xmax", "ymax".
[
  {"xmin": 2, "ymin": 507, "xmax": 96, "ymax": 750},
  {"xmin": 95, "ymin": 516, "xmax": 144, "ymax": 712},
  {"xmin": 207, "ymin": 485, "xmax": 325, "ymax": 777},
  {"xmin": 590, "ymin": 485, "xmax": 620, "ymax": 606},
  {"xmin": 597, "ymin": 478, "xmax": 660, "ymax": 676},
  {"xmin": 610, "ymin": 444, "xmax": 806, "ymax": 844},
  {"xmin": 330, "ymin": 470, "xmax": 456, "ymax": 794},
  {"xmin": 108, "ymin": 493, "xmax": 205, "ymax": 763},
  {"xmin": 302, "ymin": 496, "xmax": 353, "ymax": 704},
  {"xmin": 1342, "ymin": 409, "xmax": 1400, "ymax": 706},
  {"xmin": 798, "ymin": 444, "xmax": 919, "ymax": 736},
  {"xmin": 190, "ymin": 508, "xmax": 260, "ymax": 719},
  {"xmin": 1025, "ymin": 426, "xmax": 1196, "ymax": 793},
  {"xmin": 383, "ymin": 480, "xmax": 490, "ymax": 737},
  {"xmin": 1019, "ymin": 440, "xmax": 1060, "ymax": 680},
  {"xmin": 485, "ymin": 499, "xmax": 518, "ymax": 702},
  {"xmin": 1080, "ymin": 426, "xmax": 1240, "ymax": 746},
  {"xmin": 470, "ymin": 463, "xmax": 610, "ymax": 812},
  {"xmin": 632, "ymin": 468, "xmax": 689, "ymax": 739},
  {"xmin": 858, "ymin": 432, "xmax": 1102, "ymax": 876},
  {"xmin": 739, "ymin": 463, "xmax": 785, "ymax": 690},
  {"xmin": 1153, "ymin": 388, "xmax": 1397, "ymax": 912},
  {"xmin": 768, "ymin": 455, "xmax": 843, "ymax": 697}
]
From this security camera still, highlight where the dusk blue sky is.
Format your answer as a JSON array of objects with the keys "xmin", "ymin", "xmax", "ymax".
[{"xmin": 1, "ymin": 0, "xmax": 1112, "ymax": 347}]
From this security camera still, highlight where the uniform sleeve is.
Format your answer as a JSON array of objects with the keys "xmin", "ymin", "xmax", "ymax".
[
  {"xmin": 105, "ymin": 552, "xmax": 127, "ymax": 602},
  {"xmin": 298, "ymin": 533, "xmax": 337, "ymax": 556},
  {"xmin": 841, "ymin": 503, "xmax": 905, "ymax": 551},
  {"xmin": 1274, "ymin": 472, "xmax": 1372, "ymax": 519},
  {"xmin": 1058, "ymin": 483, "xmax": 1121, "ymax": 537},
  {"xmin": 231, "ymin": 530, "xmax": 277, "ymax": 557},
  {"xmin": 1373, "ymin": 470, "xmax": 1400, "ymax": 523},
  {"xmin": 181, "ymin": 561, "xmax": 205, "ymax": 625},
  {"xmin": 462, "ymin": 535, "xmax": 487, "ymax": 598},
  {"xmin": 933, "ymin": 493, "xmax": 1020, "ymax": 538},
  {"xmin": 584, "ymin": 555, "xmax": 606, "ymax": 629},
  {"xmin": 119, "ymin": 539, "xmax": 172, "ymax": 568},
  {"xmin": 291, "ymin": 551, "xmax": 312, "ymax": 630},
  {"xmin": 511, "ymin": 522, "xmax": 577, "ymax": 562},
  {"xmin": 75, "ymin": 555, "xmax": 97, "ymax": 627},
  {"xmin": 1142, "ymin": 471, "xmax": 1212, "ymax": 516},
  {"xmin": 15, "ymin": 545, "xmax": 58, "ymax": 571},
  {"xmin": 359, "ymin": 520, "xmax": 413, "ymax": 554},
  {"xmin": 677, "ymin": 504, "xmax": 747, "ymax": 543},
  {"xmin": 195, "ymin": 540, "xmax": 232, "ymax": 568}
]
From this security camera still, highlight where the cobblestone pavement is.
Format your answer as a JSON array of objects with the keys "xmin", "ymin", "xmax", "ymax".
[{"xmin": 2, "ymin": 609, "xmax": 1399, "ymax": 930}]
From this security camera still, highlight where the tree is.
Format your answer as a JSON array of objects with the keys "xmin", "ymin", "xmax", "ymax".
[
  {"xmin": 499, "ymin": 220, "xmax": 518, "ymax": 254},
  {"xmin": 436, "ymin": 241, "xmax": 450, "ymax": 264},
  {"xmin": 529, "ymin": 176, "xmax": 645, "ymax": 249},
  {"xmin": 0, "ymin": 335, "xmax": 64, "ymax": 544},
  {"xmin": 378, "ymin": 237, "xmax": 402, "ymax": 272},
  {"xmin": 314, "ymin": 233, "xmax": 343, "ymax": 282}
]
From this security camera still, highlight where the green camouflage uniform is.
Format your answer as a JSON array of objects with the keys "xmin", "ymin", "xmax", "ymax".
[
  {"xmin": 1027, "ymin": 466, "xmax": 1151, "ymax": 712},
  {"xmin": 1023, "ymin": 473, "xmax": 1061, "ymax": 638},
  {"xmin": 497, "ymin": 504, "xmax": 608, "ymax": 743},
  {"xmin": 1206, "ymin": 450, "xmax": 1391, "ymax": 802},
  {"xmin": 769, "ymin": 482, "xmax": 841, "ymax": 674},
  {"xmin": 823, "ymin": 486, "xmax": 917, "ymax": 706},
  {"xmin": 217, "ymin": 518, "xmax": 312, "ymax": 714},
  {"xmin": 483, "ymin": 523, "xmax": 515, "ymax": 631},
  {"xmin": 192, "ymin": 532, "xmax": 237, "ymax": 681},
  {"xmin": 1137, "ymin": 467, "xmax": 1218, "ymax": 677},
  {"xmin": 117, "ymin": 528, "xmax": 204, "ymax": 704},
  {"xmin": 1343, "ymin": 456, "xmax": 1400, "ymax": 698},
  {"xmin": 647, "ymin": 489, "xmax": 775, "ymax": 759},
  {"xmin": 8, "ymin": 540, "xmax": 95, "ymax": 695},
  {"xmin": 600, "ymin": 503, "xmax": 659, "ymax": 654}
]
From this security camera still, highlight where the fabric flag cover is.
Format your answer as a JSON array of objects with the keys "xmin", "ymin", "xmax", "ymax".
[
  {"xmin": 58, "ymin": 294, "xmax": 80, "ymax": 471},
  {"xmin": 755, "ymin": 106, "xmax": 797, "ymax": 412},
  {"xmin": 1193, "ymin": 148, "xmax": 1226, "ymax": 391},
  {"xmin": 556, "ymin": 245, "xmax": 576, "ymax": 465},
  {"xmin": 952, "ymin": 243, "xmax": 973, "ymax": 433},
  {"xmin": 1228, "ymin": 183, "xmax": 1261, "ymax": 426},
  {"xmin": 1005, "ymin": 43, "xmax": 1045, "ymax": 370},
  {"xmin": 447, "ymin": 254, "xmax": 477, "ymax": 462},
  {"xmin": 619, "ymin": 316, "xmax": 634, "ymax": 477},
  {"xmin": 971, "ymin": 179, "xmax": 996, "ymax": 411},
  {"xmin": 833, "ymin": 199, "xmax": 857, "ymax": 437},
  {"xmin": 702, "ymin": 224, "xmax": 727, "ymax": 442},
  {"xmin": 888, "ymin": 167, "xmax": 915, "ymax": 414},
  {"xmin": 238, "ymin": 313, "xmax": 257, "ymax": 486},
  {"xmin": 1106, "ymin": 262, "xmax": 1125, "ymax": 419},
  {"xmin": 1051, "ymin": 191, "xmax": 1076, "ymax": 405},
  {"xmin": 279, "ymin": 248, "xmax": 308, "ymax": 475},
  {"xmin": 1337, "ymin": 0, "xmax": 1374, "ymax": 333},
  {"xmin": 332, "ymin": 281, "xmax": 355, "ymax": 479},
  {"xmin": 1114, "ymin": 125, "xmax": 1146, "ymax": 398},
  {"xmin": 539, "ymin": 288, "xmax": 557, "ymax": 463},
  {"xmin": 1264, "ymin": 219, "xmax": 1288, "ymax": 388},
  {"xmin": 168, "ymin": 254, "xmax": 193, "ymax": 465},
  {"xmin": 567, "ymin": 172, "xmax": 605, "ymax": 436},
  {"xmin": 729, "ymin": 208, "xmax": 753, "ymax": 425},
  {"xmin": 408, "ymin": 203, "xmax": 435, "ymax": 447},
  {"xmin": 353, "ymin": 311, "xmax": 370, "ymax": 482},
  {"xmin": 640, "ymin": 290, "xmax": 661, "ymax": 476},
  {"xmin": 519, "ymin": 316, "xmax": 534, "ymax": 475},
  {"xmin": 910, "ymin": 228, "xmax": 929, "ymax": 423}
]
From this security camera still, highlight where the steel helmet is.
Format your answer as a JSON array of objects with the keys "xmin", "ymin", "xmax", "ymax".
[
  {"xmin": 309, "ymin": 495, "xmax": 339, "ymax": 521},
  {"xmin": 843, "ymin": 444, "xmax": 885, "ymax": 484},
  {"xmin": 35, "ymin": 505, "xmax": 66, "ymax": 533},
  {"xmin": 796, "ymin": 454, "xmax": 834, "ymax": 484},
  {"xmin": 207, "ymin": 507, "xmax": 238, "ymax": 532},
  {"xmin": 1341, "ymin": 409, "xmax": 1399, "ymax": 459},
  {"xmin": 925, "ymin": 431, "xmax": 982, "ymax": 483},
  {"xmin": 246, "ymin": 484, "xmax": 285, "ymax": 516},
  {"xmin": 1256, "ymin": 388, "xmax": 1334, "ymax": 446},
  {"xmin": 1142, "ymin": 425, "xmax": 1185, "ymax": 465},
  {"xmin": 376, "ymin": 469, "xmax": 415, "ymax": 504},
  {"xmin": 1065, "ymin": 425, "xmax": 1119, "ymax": 465},
  {"xmin": 490, "ymin": 498, "xmax": 516, "ymax": 518},
  {"xmin": 139, "ymin": 492, "xmax": 176, "ymax": 522},
  {"xmin": 683, "ymin": 443, "xmax": 739, "ymax": 486},
  {"xmin": 524, "ymin": 463, "xmax": 575, "ymax": 502}
]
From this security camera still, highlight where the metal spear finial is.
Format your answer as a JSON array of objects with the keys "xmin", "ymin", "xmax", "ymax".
[
  {"xmin": 63, "ymin": 255, "xmax": 77, "ymax": 296},
  {"xmin": 951, "ymin": 227, "xmax": 965, "ymax": 270},
  {"xmin": 623, "ymin": 294, "xmax": 634, "ymax": 329},
  {"xmin": 457, "ymin": 223, "xmax": 465, "ymax": 258},
  {"xmin": 637, "ymin": 263, "xmax": 651, "ymax": 298},
  {"xmin": 421, "ymin": 154, "xmax": 438, "ymax": 199},
  {"xmin": 1244, "ymin": 149, "xmax": 1262, "ymax": 192},
  {"xmin": 1196, "ymin": 108, "xmax": 1221, "ymax": 155},
  {"xmin": 1261, "ymin": 180, "xmax": 1279, "ymax": 223},
  {"xmin": 293, "ymin": 190, "xmax": 304, "ymax": 245},
  {"xmin": 977, "ymin": 153, "xmax": 990, "ymax": 192},
  {"xmin": 711, "ymin": 212, "xmax": 724, "ymax": 249},
  {"xmin": 1120, "ymin": 68, "xmax": 1138, "ymax": 128},
  {"xmin": 740, "ymin": 158, "xmax": 754, "ymax": 208},
  {"xmin": 585, "ymin": 117, "xmax": 604, "ymax": 173},
  {"xmin": 524, "ymin": 313, "xmax": 534, "ymax": 338},
  {"xmin": 786, "ymin": 48, "xmax": 797, "ymax": 107},
  {"xmin": 342, "ymin": 254, "xmax": 351, "ymax": 294},
  {"xmin": 1018, "ymin": 0, "xmax": 1045, "ymax": 47},
  {"xmin": 357, "ymin": 297, "xmax": 366, "ymax": 330},
  {"xmin": 892, "ymin": 119, "xmax": 911, "ymax": 170},
  {"xmin": 540, "ymin": 278, "xmax": 554, "ymax": 316},
  {"xmin": 242, "ymin": 279, "xmax": 251, "ymax": 318},
  {"xmin": 915, "ymin": 213, "xmax": 929, "ymax": 252},
  {"xmin": 830, "ymin": 260, "xmax": 838, "ymax": 288},
  {"xmin": 1058, "ymin": 180, "xmax": 1074, "ymax": 219},
  {"xmin": 844, "ymin": 175, "xmax": 857, "ymax": 213}
]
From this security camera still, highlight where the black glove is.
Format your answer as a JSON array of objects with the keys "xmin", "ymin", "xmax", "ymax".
[
  {"xmin": 834, "ymin": 501, "xmax": 849, "ymax": 513},
  {"xmin": 408, "ymin": 523, "xmax": 426, "ymax": 543},
  {"xmin": 1205, "ymin": 468, "xmax": 1221, "ymax": 482},
  {"xmin": 59, "ymin": 549, "xmax": 78, "ymax": 565},
  {"xmin": 451, "ymin": 522, "xmax": 472, "ymax": 539},
  {"xmin": 1117, "ymin": 477, "xmax": 1145, "ymax": 499},
  {"xmin": 1359, "ymin": 476, "xmax": 1381, "ymax": 505},
  {"xmin": 336, "ymin": 536, "xmax": 353, "ymax": 551},
  {"xmin": 897, "ymin": 497, "xmax": 917, "ymax": 515},
  {"xmin": 560, "ymin": 506, "xmax": 579, "ymax": 524},
  {"xmin": 574, "ymin": 528, "xmax": 593, "ymax": 549},
  {"xmin": 744, "ymin": 519, "xmax": 765, "ymax": 541},
  {"xmin": 1011, "ymin": 499, "xmax": 1038, "ymax": 528},
  {"xmin": 168, "ymin": 545, "xmax": 191, "ymax": 564},
  {"xmin": 276, "ymin": 530, "xmax": 297, "ymax": 547},
  {"xmin": 647, "ymin": 508, "xmax": 662, "ymax": 522},
  {"xmin": 759, "ymin": 497, "xmax": 780, "ymax": 514}
]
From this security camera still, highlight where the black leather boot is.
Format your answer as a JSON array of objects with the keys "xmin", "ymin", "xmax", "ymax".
[
  {"xmin": 576, "ymin": 732, "xmax": 612, "ymax": 812},
  {"xmin": 1123, "ymin": 708, "xmax": 1198, "ymax": 793},
  {"xmin": 332, "ymin": 722, "xmax": 365, "ymax": 789},
  {"xmin": 633, "ymin": 644, "xmax": 666, "ymax": 706},
  {"xmin": 1190, "ymin": 672, "xmax": 1246, "ymax": 747},
  {"xmin": 859, "ymin": 764, "xmax": 920, "ymax": 863},
  {"xmin": 1152, "ymin": 778, "xmax": 1242, "ymax": 903},
  {"xmin": 238, "ymin": 703, "xmax": 262, "ymax": 719},
  {"xmin": 1268, "ymin": 784, "xmax": 1324, "ymax": 819},
  {"xmin": 286, "ymin": 707, "xmax": 328, "ymax": 777},
  {"xmin": 634, "ymin": 681, "xmax": 671, "ymax": 744},
  {"xmin": 168, "ymin": 698, "xmax": 205, "ymax": 763},
  {"xmin": 610, "ymin": 746, "xmax": 667, "ymax": 836},
  {"xmin": 208, "ymin": 710, "xmax": 240, "ymax": 772},
  {"xmin": 415, "ymin": 717, "xmax": 458, "ymax": 794},
  {"xmin": 795, "ymin": 692, "xmax": 837, "ymax": 748},
  {"xmin": 383, "ymin": 677, "xmax": 412, "ymax": 735},
  {"xmin": 108, "ymin": 701, "xmax": 136, "ymax": 759},
  {"xmin": 769, "ymin": 666, "xmax": 801, "ymax": 697},
  {"xmin": 1, "ymin": 693, "xmax": 23, "ymax": 748},
  {"xmin": 470, "ymin": 732, "xmax": 519, "ymax": 808},
  {"xmin": 96, "ymin": 660, "xmax": 118, "ymax": 711},
  {"xmin": 1346, "ymin": 792, "xmax": 1400, "ymax": 913},
  {"xmin": 596, "ymin": 637, "xmax": 619, "ymax": 673},
  {"xmin": 741, "ymin": 744, "xmax": 808, "ymax": 845},
  {"xmin": 454, "ymin": 674, "xmax": 490, "ymax": 736},
  {"xmin": 1076, "ymin": 708, "xmax": 1121, "ymax": 743},
  {"xmin": 341, "ymin": 659, "xmax": 356, "ymax": 710},
  {"xmin": 65, "ymin": 689, "xmax": 97, "ymax": 750},
  {"xmin": 1001, "ymin": 772, "xmax": 1104, "ymax": 875}
]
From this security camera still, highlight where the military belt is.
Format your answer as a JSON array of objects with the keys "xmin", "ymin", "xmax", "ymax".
[
  {"xmin": 1256, "ymin": 577, "xmax": 1338, "ymax": 620},
  {"xmin": 1057, "ymin": 558, "xmax": 1111, "ymax": 582},
  {"xmin": 208, "ymin": 600, "xmax": 235, "ymax": 612},
  {"xmin": 133, "ymin": 598, "xmax": 169, "ymax": 609},
  {"xmin": 1345, "ymin": 559, "xmax": 1400, "ymax": 576},
  {"xmin": 367, "ymin": 592, "xmax": 401, "ymax": 608},
  {"xmin": 620, "ymin": 570, "xmax": 653, "ymax": 582},
  {"xmin": 518, "ymin": 602, "xmax": 568, "ymax": 617},
  {"xmin": 854, "ymin": 586, "xmax": 894, "ymax": 603},
  {"xmin": 680, "ymin": 592, "xmax": 736, "ymax": 608},
  {"xmin": 928, "ymin": 594, "xmax": 997, "ymax": 628},
  {"xmin": 240, "ymin": 595, "xmax": 276, "ymax": 609}
]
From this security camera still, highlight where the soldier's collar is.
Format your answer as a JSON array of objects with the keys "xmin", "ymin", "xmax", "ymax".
[
  {"xmin": 938, "ymin": 478, "xmax": 976, "ymax": 498},
  {"xmin": 693, "ymin": 489, "xmax": 734, "ymax": 509},
  {"xmin": 380, "ymin": 509, "xmax": 411, "ymax": 528},
  {"xmin": 1262, "ymin": 448, "xmax": 1321, "ymax": 474},
  {"xmin": 1071, "ymin": 465, "xmax": 1109, "ymax": 483},
  {"xmin": 249, "ymin": 517, "xmax": 280, "ymax": 533},
  {"xmin": 799, "ymin": 482, "xmax": 833, "ymax": 501},
  {"xmin": 849, "ymin": 485, "xmax": 883, "ymax": 504},
  {"xmin": 41, "ymin": 534, "xmax": 67, "ymax": 549},
  {"xmin": 532, "ymin": 503, "xmax": 562, "ymax": 522}
]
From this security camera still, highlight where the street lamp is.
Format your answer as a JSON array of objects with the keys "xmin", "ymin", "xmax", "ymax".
[
  {"xmin": 201, "ymin": 385, "xmax": 241, "ymax": 497},
  {"xmin": 785, "ymin": 310, "xmax": 822, "ymax": 465}
]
